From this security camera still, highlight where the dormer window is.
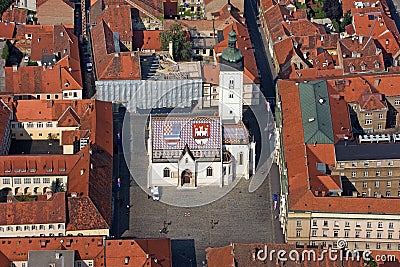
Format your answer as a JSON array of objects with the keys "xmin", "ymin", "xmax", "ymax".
[
  {"xmin": 375, "ymin": 61, "xmax": 380, "ymax": 69},
  {"xmin": 349, "ymin": 64, "xmax": 355, "ymax": 72},
  {"xmin": 229, "ymin": 79, "xmax": 234, "ymax": 89},
  {"xmin": 361, "ymin": 63, "xmax": 366, "ymax": 71}
]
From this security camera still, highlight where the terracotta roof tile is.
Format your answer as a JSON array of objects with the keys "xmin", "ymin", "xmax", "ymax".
[
  {"xmin": 66, "ymin": 196, "xmax": 109, "ymax": 231},
  {"xmin": 1, "ymin": 7, "xmax": 27, "ymax": 24},
  {"xmin": 91, "ymin": 20, "xmax": 141, "ymax": 80},
  {"xmin": 0, "ymin": 192, "xmax": 66, "ymax": 225},
  {"xmin": 0, "ymin": 22, "xmax": 15, "ymax": 39},
  {"xmin": 101, "ymin": 5, "xmax": 133, "ymax": 43},
  {"xmin": 133, "ymin": 30, "xmax": 162, "ymax": 51}
]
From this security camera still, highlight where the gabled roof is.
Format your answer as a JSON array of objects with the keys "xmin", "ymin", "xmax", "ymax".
[
  {"xmin": 299, "ymin": 81, "xmax": 334, "ymax": 144},
  {"xmin": 1, "ymin": 7, "xmax": 28, "ymax": 24},
  {"xmin": 358, "ymin": 87, "xmax": 387, "ymax": 110},
  {"xmin": 57, "ymin": 106, "xmax": 81, "ymax": 127},
  {"xmin": 0, "ymin": 22, "xmax": 15, "ymax": 39},
  {"xmin": 0, "ymin": 192, "xmax": 66, "ymax": 225},
  {"xmin": 91, "ymin": 20, "xmax": 141, "ymax": 80},
  {"xmin": 180, "ymin": 144, "xmax": 195, "ymax": 161}
]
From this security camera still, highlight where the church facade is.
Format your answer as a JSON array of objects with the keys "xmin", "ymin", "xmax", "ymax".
[{"xmin": 147, "ymin": 28, "xmax": 256, "ymax": 188}]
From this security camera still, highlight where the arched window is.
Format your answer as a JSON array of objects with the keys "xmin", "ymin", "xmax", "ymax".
[
  {"xmin": 239, "ymin": 152, "xmax": 244, "ymax": 165},
  {"xmin": 229, "ymin": 79, "xmax": 234, "ymax": 89},
  {"xmin": 163, "ymin": 168, "xmax": 170, "ymax": 177},
  {"xmin": 207, "ymin": 167, "xmax": 213, "ymax": 177}
]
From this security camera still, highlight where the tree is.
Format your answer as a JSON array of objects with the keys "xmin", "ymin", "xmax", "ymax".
[
  {"xmin": 323, "ymin": 0, "xmax": 342, "ymax": 20},
  {"xmin": 1, "ymin": 42, "xmax": 9, "ymax": 60},
  {"xmin": 160, "ymin": 23, "xmax": 192, "ymax": 61},
  {"xmin": 50, "ymin": 178, "xmax": 65, "ymax": 193}
]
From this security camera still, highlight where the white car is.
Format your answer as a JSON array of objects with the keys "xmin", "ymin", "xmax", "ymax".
[
  {"xmin": 150, "ymin": 186, "xmax": 160, "ymax": 201},
  {"xmin": 86, "ymin": 62, "xmax": 93, "ymax": 72}
]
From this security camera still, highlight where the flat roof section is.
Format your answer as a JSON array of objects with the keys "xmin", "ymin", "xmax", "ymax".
[{"xmin": 335, "ymin": 140, "xmax": 400, "ymax": 161}]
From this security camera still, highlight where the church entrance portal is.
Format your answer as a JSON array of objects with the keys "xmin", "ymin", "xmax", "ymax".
[{"xmin": 181, "ymin": 169, "xmax": 192, "ymax": 186}]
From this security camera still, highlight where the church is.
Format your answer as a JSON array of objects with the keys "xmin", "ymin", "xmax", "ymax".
[{"xmin": 147, "ymin": 29, "xmax": 256, "ymax": 188}]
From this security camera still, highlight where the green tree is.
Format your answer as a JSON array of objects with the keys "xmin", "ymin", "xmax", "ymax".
[
  {"xmin": 50, "ymin": 178, "xmax": 65, "ymax": 193},
  {"xmin": 323, "ymin": 0, "xmax": 342, "ymax": 20},
  {"xmin": 1, "ymin": 42, "xmax": 9, "ymax": 60},
  {"xmin": 340, "ymin": 10, "xmax": 352, "ymax": 31},
  {"xmin": 160, "ymin": 23, "xmax": 192, "ymax": 61},
  {"xmin": 364, "ymin": 254, "xmax": 377, "ymax": 267}
]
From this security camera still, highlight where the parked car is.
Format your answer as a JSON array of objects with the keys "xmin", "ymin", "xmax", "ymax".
[
  {"xmin": 150, "ymin": 186, "xmax": 160, "ymax": 201},
  {"xmin": 86, "ymin": 62, "xmax": 93, "ymax": 72}
]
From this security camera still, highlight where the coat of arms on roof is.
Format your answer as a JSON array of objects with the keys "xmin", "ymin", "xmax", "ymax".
[
  {"xmin": 192, "ymin": 123, "xmax": 210, "ymax": 145},
  {"xmin": 163, "ymin": 123, "xmax": 181, "ymax": 146}
]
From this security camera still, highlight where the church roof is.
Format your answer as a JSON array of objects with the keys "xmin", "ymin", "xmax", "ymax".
[{"xmin": 221, "ymin": 29, "xmax": 243, "ymax": 63}]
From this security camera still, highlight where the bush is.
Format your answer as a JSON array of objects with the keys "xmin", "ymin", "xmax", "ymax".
[{"xmin": 1, "ymin": 43, "xmax": 9, "ymax": 60}]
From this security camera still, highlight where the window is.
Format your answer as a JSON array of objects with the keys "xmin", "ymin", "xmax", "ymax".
[
  {"xmin": 376, "ymin": 171, "xmax": 381, "ymax": 176},
  {"xmin": 378, "ymin": 222, "xmax": 383, "ymax": 228},
  {"xmin": 239, "ymin": 152, "xmax": 243, "ymax": 165},
  {"xmin": 345, "ymin": 221, "xmax": 350, "ymax": 227},
  {"xmin": 77, "ymin": 262, "xmax": 82, "ymax": 267},
  {"xmin": 163, "ymin": 168, "xmax": 170, "ymax": 178},
  {"xmin": 24, "ymin": 226, "xmax": 30, "ymax": 231},
  {"xmin": 387, "ymin": 243, "xmax": 392, "ymax": 250},
  {"xmin": 37, "ymin": 122, "xmax": 43, "ymax": 128},
  {"xmin": 297, "ymin": 220, "xmax": 302, "ymax": 227},
  {"xmin": 377, "ymin": 232, "xmax": 382, "ymax": 239},
  {"xmin": 322, "ymin": 242, "xmax": 326, "ymax": 247},
  {"xmin": 389, "ymin": 161, "xmax": 394, "ymax": 166},
  {"xmin": 312, "ymin": 230, "xmax": 317, "ymax": 237},
  {"xmin": 48, "ymin": 224, "xmax": 54, "ymax": 229},
  {"xmin": 2, "ymin": 178, "xmax": 10, "ymax": 184},
  {"xmin": 33, "ymin": 178, "xmax": 40, "ymax": 184},
  {"xmin": 367, "ymin": 222, "xmax": 372, "ymax": 228},
  {"xmin": 43, "ymin": 178, "xmax": 50, "ymax": 183},
  {"xmin": 364, "ymin": 161, "xmax": 369, "ymax": 167},
  {"xmin": 376, "ymin": 243, "xmax": 381, "ymax": 249},
  {"xmin": 389, "ymin": 232, "xmax": 393, "ymax": 239},
  {"xmin": 24, "ymin": 178, "xmax": 31, "ymax": 184},
  {"xmin": 355, "ymin": 231, "xmax": 360, "ymax": 238},
  {"xmin": 395, "ymin": 100, "xmax": 400, "ymax": 105},
  {"xmin": 334, "ymin": 221, "xmax": 339, "ymax": 227},
  {"xmin": 352, "ymin": 172, "xmax": 356, "ymax": 178},
  {"xmin": 388, "ymin": 170, "xmax": 393, "ymax": 176},
  {"xmin": 229, "ymin": 79, "xmax": 234, "ymax": 89},
  {"xmin": 365, "ymin": 119, "xmax": 372, "ymax": 125},
  {"xmin": 363, "ymin": 182, "xmax": 368, "ymax": 188},
  {"xmin": 39, "ymin": 225, "xmax": 45, "ymax": 230},
  {"xmin": 345, "ymin": 231, "xmax": 349, "ymax": 237},
  {"xmin": 378, "ymin": 123, "xmax": 382, "ymax": 130},
  {"xmin": 296, "ymin": 230, "xmax": 301, "ymax": 237},
  {"xmin": 364, "ymin": 171, "xmax": 369, "ymax": 177},
  {"xmin": 334, "ymin": 230, "xmax": 338, "ymax": 237},
  {"xmin": 207, "ymin": 167, "xmax": 213, "ymax": 177},
  {"xmin": 366, "ymin": 243, "xmax": 370, "ymax": 249},
  {"xmin": 386, "ymin": 191, "xmax": 391, "ymax": 197},
  {"xmin": 312, "ymin": 220, "xmax": 317, "ymax": 226},
  {"xmin": 379, "ymin": 113, "xmax": 384, "ymax": 119},
  {"xmin": 339, "ymin": 162, "xmax": 345, "ymax": 168},
  {"xmin": 375, "ymin": 181, "xmax": 380, "ymax": 188},
  {"xmin": 366, "ymin": 231, "xmax": 371, "ymax": 238},
  {"xmin": 323, "ymin": 230, "xmax": 327, "ymax": 237},
  {"xmin": 377, "ymin": 161, "xmax": 381, "ymax": 166},
  {"xmin": 39, "ymin": 133, "xmax": 42, "ymax": 137},
  {"xmin": 362, "ymin": 192, "xmax": 367, "ymax": 197},
  {"xmin": 229, "ymin": 93, "xmax": 234, "ymax": 98},
  {"xmin": 27, "ymin": 122, "xmax": 34, "ymax": 128},
  {"xmin": 398, "ymin": 244, "xmax": 400, "ymax": 250},
  {"xmin": 32, "ymin": 225, "xmax": 37, "ymax": 230},
  {"xmin": 352, "ymin": 162, "xmax": 357, "ymax": 167},
  {"xmin": 356, "ymin": 222, "xmax": 361, "ymax": 227},
  {"xmin": 365, "ymin": 112, "xmax": 372, "ymax": 117},
  {"xmin": 46, "ymin": 122, "xmax": 52, "ymax": 127},
  {"xmin": 14, "ymin": 178, "xmax": 21, "ymax": 184},
  {"xmin": 387, "ymin": 181, "xmax": 392, "ymax": 188},
  {"xmin": 6, "ymin": 226, "xmax": 12, "ymax": 231},
  {"xmin": 58, "ymin": 224, "xmax": 64, "ymax": 229},
  {"xmin": 323, "ymin": 220, "xmax": 328, "ymax": 227},
  {"xmin": 16, "ymin": 226, "xmax": 22, "ymax": 231}
]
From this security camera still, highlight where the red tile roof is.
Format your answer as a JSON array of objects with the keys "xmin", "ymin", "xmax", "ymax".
[
  {"xmin": 67, "ymin": 196, "xmax": 109, "ymax": 231},
  {"xmin": 0, "ymin": 192, "xmax": 66, "ymax": 225},
  {"xmin": 1, "ymin": 7, "xmax": 27, "ymax": 24},
  {"xmin": 101, "ymin": 5, "xmax": 133, "ymax": 43},
  {"xmin": 91, "ymin": 20, "xmax": 141, "ymax": 80},
  {"xmin": 104, "ymin": 0, "xmax": 163, "ymax": 17},
  {"xmin": 206, "ymin": 243, "xmax": 365, "ymax": 267},
  {"xmin": 214, "ymin": 21, "xmax": 259, "ymax": 83},
  {"xmin": 202, "ymin": 63, "xmax": 220, "ymax": 85},
  {"xmin": 5, "ymin": 60, "xmax": 83, "ymax": 95},
  {"xmin": 0, "ymin": 236, "xmax": 171, "ymax": 266},
  {"xmin": 279, "ymin": 78, "xmax": 400, "ymax": 214},
  {"xmin": 358, "ymin": 88, "xmax": 387, "ymax": 110},
  {"xmin": 133, "ymin": 30, "xmax": 162, "ymax": 51},
  {"xmin": 0, "ymin": 22, "xmax": 15, "ymax": 39}
]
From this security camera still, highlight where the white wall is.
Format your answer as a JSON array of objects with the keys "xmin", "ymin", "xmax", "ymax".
[
  {"xmin": 219, "ymin": 70, "xmax": 243, "ymax": 123},
  {"xmin": 0, "ymin": 223, "xmax": 65, "ymax": 237},
  {"xmin": 224, "ymin": 144, "xmax": 250, "ymax": 179}
]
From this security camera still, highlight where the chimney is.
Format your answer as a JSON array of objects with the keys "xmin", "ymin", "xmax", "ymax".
[
  {"xmin": 12, "ymin": 65, "xmax": 18, "ymax": 72},
  {"xmin": 168, "ymin": 41, "xmax": 174, "ymax": 59},
  {"xmin": 374, "ymin": 78, "xmax": 381, "ymax": 87},
  {"xmin": 352, "ymin": 191, "xmax": 358, "ymax": 197},
  {"xmin": 71, "ymin": 192, "xmax": 78, "ymax": 197},
  {"xmin": 114, "ymin": 52, "xmax": 119, "ymax": 57},
  {"xmin": 359, "ymin": 36, "xmax": 363, "ymax": 45},
  {"xmin": 7, "ymin": 193, "xmax": 13, "ymax": 203},
  {"xmin": 46, "ymin": 191, "xmax": 53, "ymax": 200}
]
